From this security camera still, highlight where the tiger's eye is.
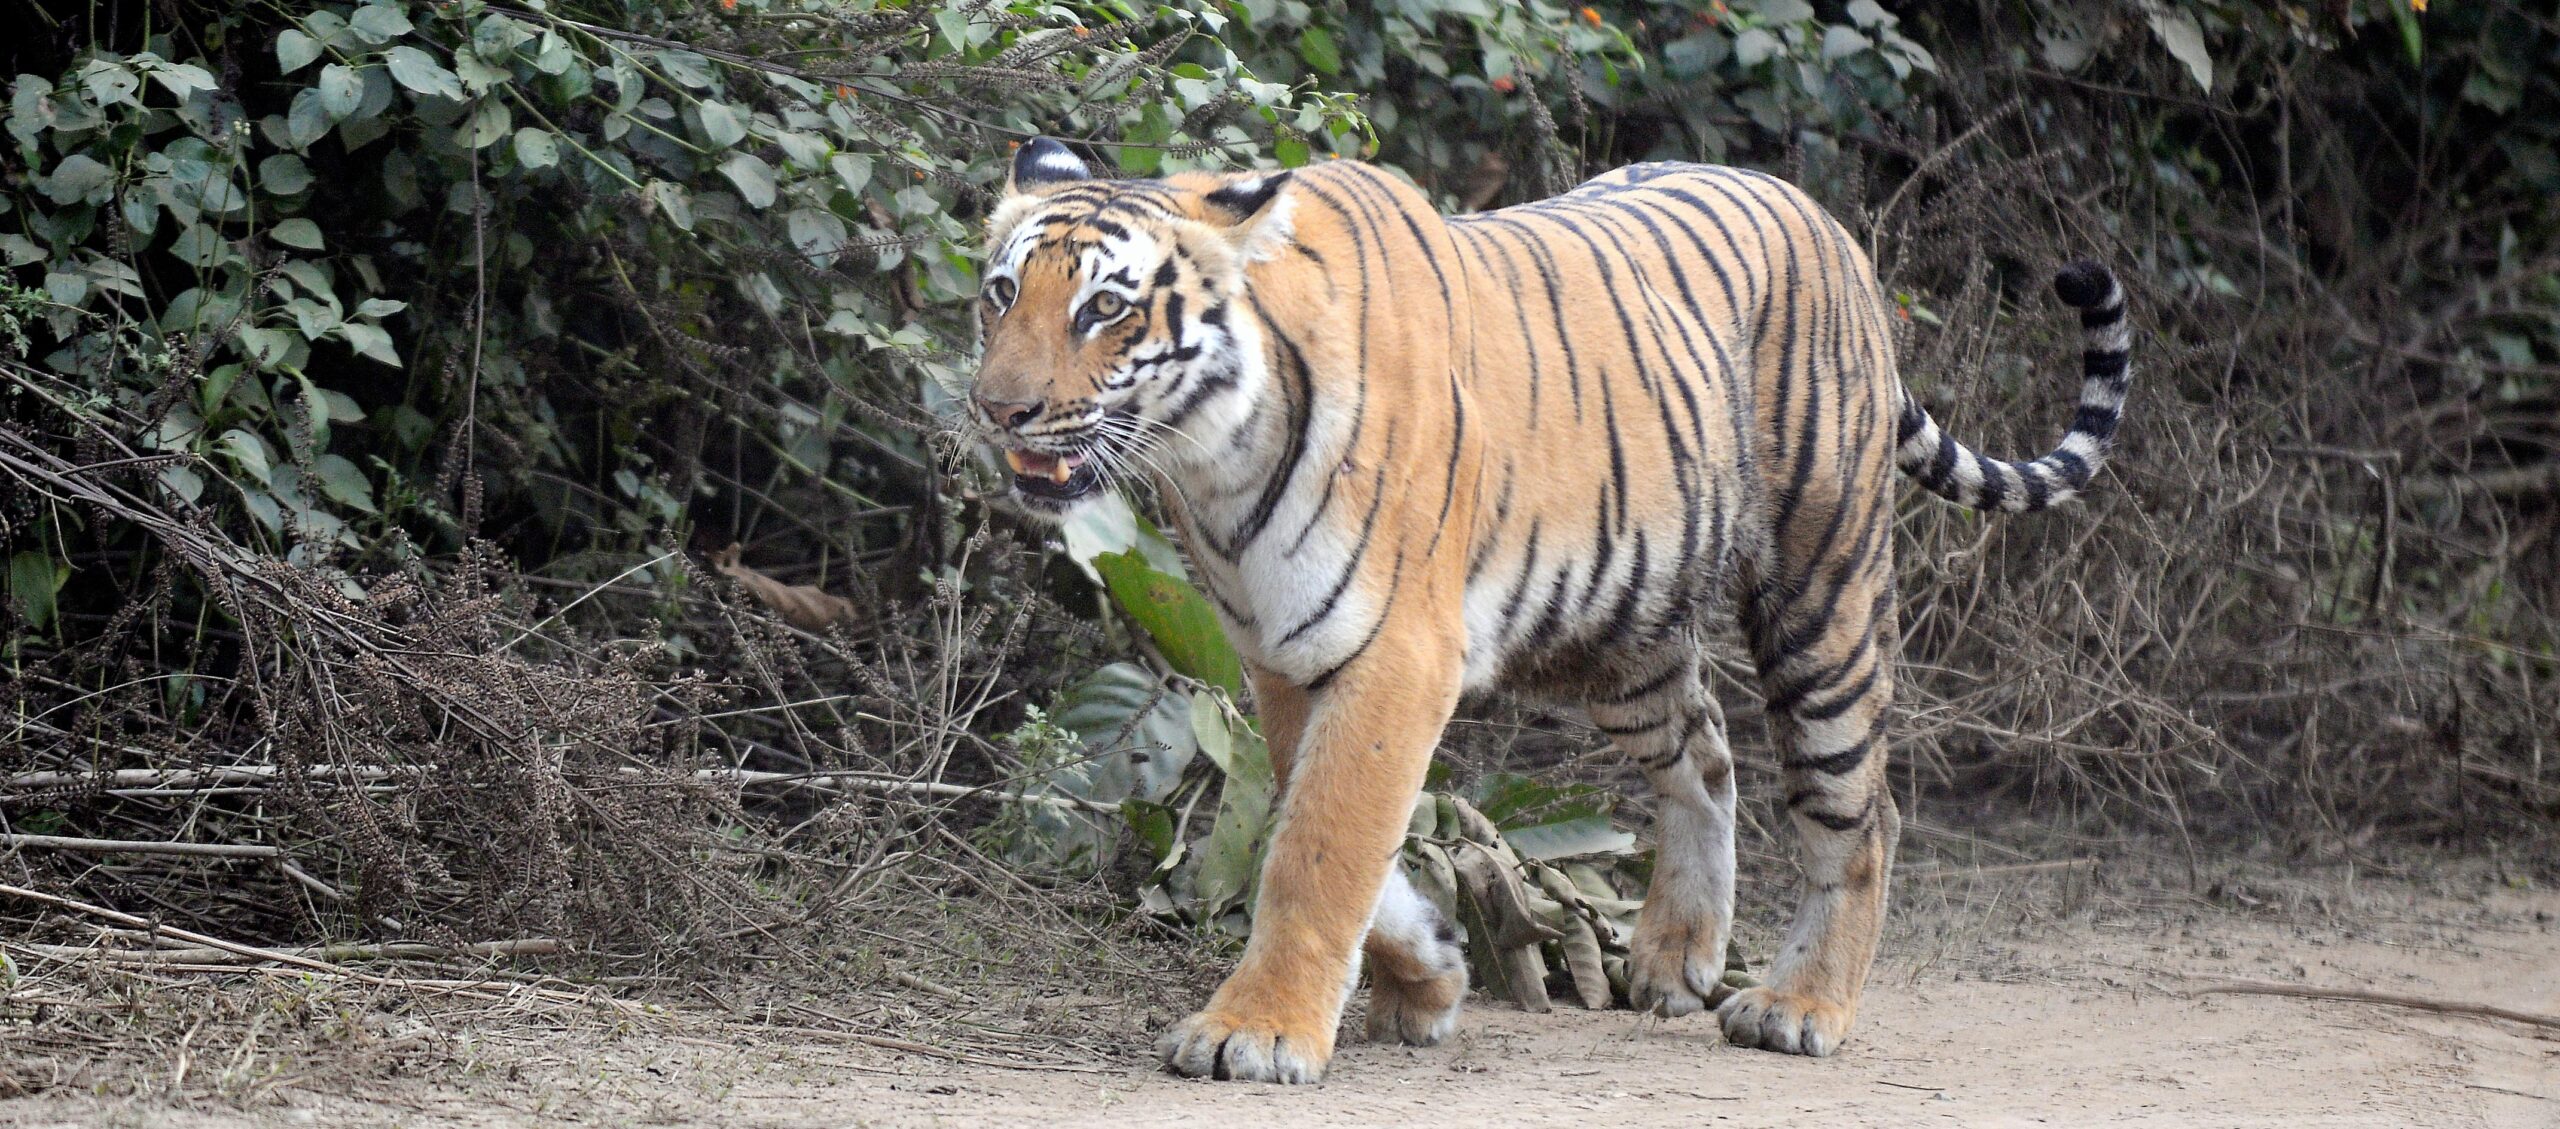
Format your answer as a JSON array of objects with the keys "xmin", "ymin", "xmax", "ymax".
[
  {"xmin": 1088, "ymin": 291, "xmax": 1126, "ymax": 319},
  {"xmin": 983, "ymin": 277, "xmax": 1017, "ymax": 309}
]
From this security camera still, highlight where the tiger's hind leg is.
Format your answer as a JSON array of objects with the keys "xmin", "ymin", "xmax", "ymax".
[
  {"xmin": 1363, "ymin": 863, "xmax": 1467, "ymax": 1044},
  {"xmin": 1716, "ymin": 549, "xmax": 1901, "ymax": 1057},
  {"xmin": 1589, "ymin": 652, "xmax": 1739, "ymax": 1019}
]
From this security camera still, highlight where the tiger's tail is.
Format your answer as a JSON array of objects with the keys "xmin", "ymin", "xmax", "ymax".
[{"xmin": 1894, "ymin": 261, "xmax": 2131, "ymax": 512}]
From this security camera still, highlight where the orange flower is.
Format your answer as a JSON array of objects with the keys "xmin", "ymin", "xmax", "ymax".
[
  {"xmin": 1579, "ymin": 6, "xmax": 1601, "ymax": 26},
  {"xmin": 718, "ymin": 0, "xmax": 735, "ymax": 10},
  {"xmin": 1490, "ymin": 75, "xmax": 1517, "ymax": 94},
  {"xmin": 1072, "ymin": 25, "xmax": 1091, "ymax": 37},
  {"xmin": 835, "ymin": 83, "xmax": 854, "ymax": 100},
  {"xmin": 1895, "ymin": 303, "xmax": 1911, "ymax": 322},
  {"xmin": 2410, "ymin": 0, "xmax": 2426, "ymax": 9}
]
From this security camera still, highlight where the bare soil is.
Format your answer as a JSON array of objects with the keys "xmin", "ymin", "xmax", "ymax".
[{"xmin": 10, "ymin": 867, "xmax": 2556, "ymax": 1129}]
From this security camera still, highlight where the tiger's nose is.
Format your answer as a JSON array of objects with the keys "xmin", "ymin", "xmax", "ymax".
[{"xmin": 975, "ymin": 395, "xmax": 1043, "ymax": 432}]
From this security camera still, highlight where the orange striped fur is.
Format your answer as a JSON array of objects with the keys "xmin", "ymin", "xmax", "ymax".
[{"xmin": 971, "ymin": 139, "xmax": 2132, "ymax": 1083}]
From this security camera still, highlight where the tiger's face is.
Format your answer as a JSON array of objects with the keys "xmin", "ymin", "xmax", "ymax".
[{"xmin": 971, "ymin": 138, "xmax": 1295, "ymax": 518}]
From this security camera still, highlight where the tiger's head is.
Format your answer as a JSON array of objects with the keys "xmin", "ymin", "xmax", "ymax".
[{"xmin": 970, "ymin": 137, "xmax": 1297, "ymax": 517}]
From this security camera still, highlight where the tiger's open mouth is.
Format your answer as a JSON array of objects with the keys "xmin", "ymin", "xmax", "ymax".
[{"xmin": 1003, "ymin": 447, "xmax": 1100, "ymax": 503}]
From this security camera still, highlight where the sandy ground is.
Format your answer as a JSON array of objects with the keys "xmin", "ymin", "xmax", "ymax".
[{"xmin": 10, "ymin": 871, "xmax": 2557, "ymax": 1128}]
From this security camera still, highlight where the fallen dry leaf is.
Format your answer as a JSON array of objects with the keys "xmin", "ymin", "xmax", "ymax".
[{"xmin": 708, "ymin": 543, "xmax": 861, "ymax": 631}]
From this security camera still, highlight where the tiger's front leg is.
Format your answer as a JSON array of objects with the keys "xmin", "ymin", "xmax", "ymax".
[{"xmin": 1157, "ymin": 635, "xmax": 1460, "ymax": 1083}]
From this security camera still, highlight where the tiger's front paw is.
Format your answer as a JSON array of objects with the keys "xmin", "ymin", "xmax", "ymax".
[
  {"xmin": 1627, "ymin": 914, "xmax": 1733, "ymax": 1018},
  {"xmin": 1156, "ymin": 1007, "xmax": 1334, "ymax": 1084},
  {"xmin": 1715, "ymin": 985, "xmax": 1855, "ymax": 1056}
]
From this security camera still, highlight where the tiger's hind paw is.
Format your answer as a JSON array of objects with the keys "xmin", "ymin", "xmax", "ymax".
[
  {"xmin": 1365, "ymin": 963, "xmax": 1464, "ymax": 1046},
  {"xmin": 1627, "ymin": 916, "xmax": 1735, "ymax": 1019}
]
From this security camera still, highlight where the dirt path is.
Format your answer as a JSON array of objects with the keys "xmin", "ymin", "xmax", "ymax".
[{"xmin": 12, "ymin": 876, "xmax": 2556, "ymax": 1128}]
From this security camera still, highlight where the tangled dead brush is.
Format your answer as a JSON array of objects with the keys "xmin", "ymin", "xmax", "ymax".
[{"xmin": 0, "ymin": 386, "xmax": 756, "ymax": 950}]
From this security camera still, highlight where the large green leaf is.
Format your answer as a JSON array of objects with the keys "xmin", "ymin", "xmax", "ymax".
[
  {"xmin": 7, "ymin": 552, "xmax": 69, "ymax": 633},
  {"xmin": 1187, "ymin": 691, "xmax": 1274, "ymax": 921},
  {"xmin": 1048, "ymin": 661, "xmax": 1196, "ymax": 804},
  {"xmin": 1093, "ymin": 549, "xmax": 1241, "ymax": 696}
]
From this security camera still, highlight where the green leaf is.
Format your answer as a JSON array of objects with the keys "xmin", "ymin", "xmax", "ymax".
[
  {"xmin": 276, "ymin": 29, "xmax": 323, "ymax": 74},
  {"xmin": 829, "ymin": 152, "xmax": 872, "ymax": 194},
  {"xmin": 1734, "ymin": 27, "xmax": 1780, "ymax": 67},
  {"xmin": 1274, "ymin": 136, "xmax": 1310, "ymax": 168},
  {"xmin": 7, "ymin": 552, "xmax": 69, "ymax": 634},
  {"xmin": 718, "ymin": 151, "xmax": 777, "ymax": 208},
  {"xmin": 312, "ymin": 453, "xmax": 377, "ymax": 512},
  {"xmin": 79, "ymin": 60, "xmax": 140, "ymax": 108},
  {"xmin": 348, "ymin": 3, "xmax": 414, "ymax": 44},
  {"xmin": 260, "ymin": 153, "xmax": 314, "ymax": 195},
  {"xmin": 1821, "ymin": 26, "xmax": 1871, "ymax": 60},
  {"xmin": 460, "ymin": 99, "xmax": 510, "ymax": 148},
  {"xmin": 785, "ymin": 206, "xmax": 846, "ymax": 262},
  {"xmin": 147, "ymin": 61, "xmax": 218, "ymax": 101},
  {"xmin": 218, "ymin": 427, "xmax": 274, "ymax": 483},
  {"xmin": 339, "ymin": 321, "xmax": 401, "ymax": 366},
  {"xmin": 512, "ymin": 126, "xmax": 559, "ymax": 169},
  {"xmin": 40, "ymin": 154, "xmax": 114, "ymax": 204},
  {"xmin": 235, "ymin": 325, "xmax": 294, "ymax": 370},
  {"xmin": 645, "ymin": 180, "xmax": 694, "ymax": 230},
  {"xmin": 1093, "ymin": 550, "xmax": 1243, "ymax": 696},
  {"xmin": 2390, "ymin": 0, "xmax": 2423, "ymax": 66},
  {"xmin": 158, "ymin": 465, "xmax": 205, "ymax": 506},
  {"xmin": 1050, "ymin": 662, "xmax": 1197, "ymax": 804},
  {"xmin": 696, "ymin": 99, "xmax": 747, "ymax": 148},
  {"xmin": 386, "ymin": 46, "xmax": 463, "ymax": 100},
  {"xmin": 1297, "ymin": 26, "xmax": 1341, "ymax": 75},
  {"xmin": 287, "ymin": 87, "xmax": 332, "ymax": 147},
  {"xmin": 271, "ymin": 218, "xmax": 324, "ymax": 249},
  {"xmin": 934, "ymin": 8, "xmax": 972, "ymax": 51},
  {"xmin": 453, "ymin": 50, "xmax": 512, "ymax": 94},
  {"xmin": 1188, "ymin": 692, "xmax": 1274, "ymax": 919},
  {"xmin": 318, "ymin": 64, "xmax": 363, "ymax": 116},
  {"xmin": 2144, "ymin": 7, "xmax": 2213, "ymax": 94},
  {"xmin": 655, "ymin": 49, "xmax": 716, "ymax": 89}
]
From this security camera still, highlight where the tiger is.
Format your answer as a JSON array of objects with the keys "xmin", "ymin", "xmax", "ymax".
[{"xmin": 969, "ymin": 137, "xmax": 2132, "ymax": 1083}]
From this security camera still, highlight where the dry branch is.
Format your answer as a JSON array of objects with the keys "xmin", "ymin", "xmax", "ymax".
[
  {"xmin": 0, "ymin": 834, "xmax": 282, "ymax": 859},
  {"xmin": 3, "ymin": 765, "xmax": 1123, "ymax": 813},
  {"xmin": 2187, "ymin": 979, "xmax": 2560, "ymax": 1031},
  {"xmin": 0, "ymin": 883, "xmax": 632, "ymax": 1013},
  {"xmin": 11, "ymin": 938, "xmax": 565, "ymax": 965}
]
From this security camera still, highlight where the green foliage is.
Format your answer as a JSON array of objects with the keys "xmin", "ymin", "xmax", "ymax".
[
  {"xmin": 2, "ymin": 0, "xmax": 1357, "ymax": 588},
  {"xmin": 1208, "ymin": 0, "xmax": 1934, "ymax": 206}
]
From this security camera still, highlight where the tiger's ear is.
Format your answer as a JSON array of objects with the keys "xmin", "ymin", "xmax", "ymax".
[
  {"xmin": 1201, "ymin": 171, "xmax": 1297, "ymax": 263},
  {"xmin": 1007, "ymin": 137, "xmax": 1090, "ymax": 194}
]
